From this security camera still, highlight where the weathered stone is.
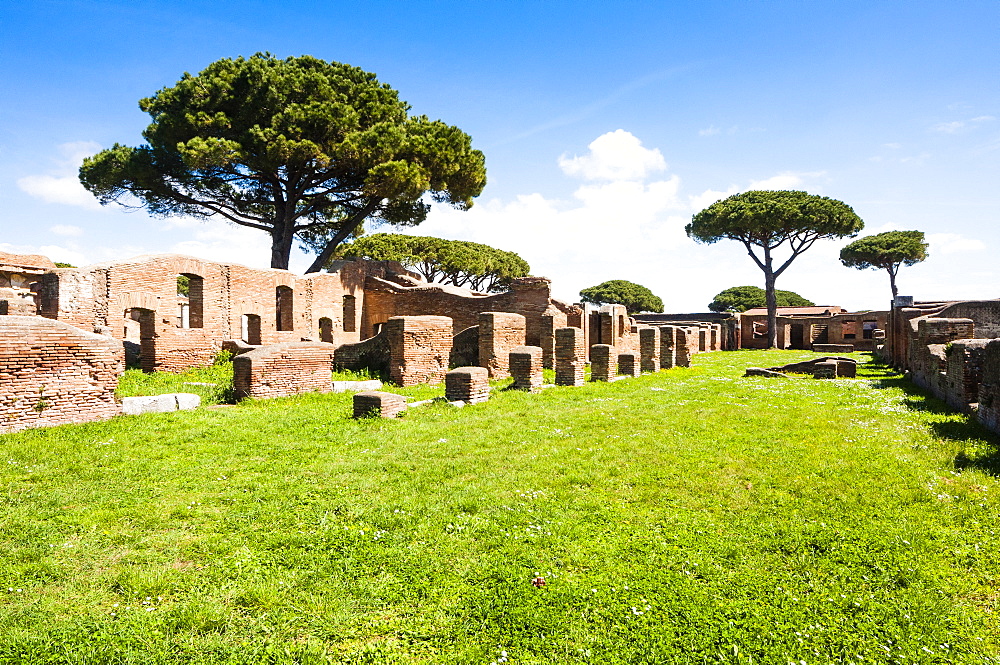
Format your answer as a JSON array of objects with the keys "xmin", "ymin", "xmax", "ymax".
[
  {"xmin": 121, "ymin": 393, "xmax": 200, "ymax": 415},
  {"xmin": 813, "ymin": 361, "xmax": 838, "ymax": 379},
  {"xmin": 332, "ymin": 380, "xmax": 383, "ymax": 393}
]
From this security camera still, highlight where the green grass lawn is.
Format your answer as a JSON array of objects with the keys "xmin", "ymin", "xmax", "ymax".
[{"xmin": 2, "ymin": 350, "xmax": 999, "ymax": 663}]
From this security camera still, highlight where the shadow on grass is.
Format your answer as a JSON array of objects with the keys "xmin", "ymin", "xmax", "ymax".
[{"xmin": 862, "ymin": 356, "xmax": 1000, "ymax": 475}]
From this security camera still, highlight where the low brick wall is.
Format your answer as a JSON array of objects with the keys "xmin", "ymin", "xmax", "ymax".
[
  {"xmin": 333, "ymin": 329, "xmax": 389, "ymax": 375},
  {"xmin": 386, "ymin": 316, "xmax": 452, "ymax": 387},
  {"xmin": 479, "ymin": 312, "xmax": 526, "ymax": 379},
  {"xmin": 979, "ymin": 340, "xmax": 1000, "ymax": 434},
  {"xmin": 233, "ymin": 342, "xmax": 337, "ymax": 400},
  {"xmin": 0, "ymin": 316, "xmax": 123, "ymax": 433}
]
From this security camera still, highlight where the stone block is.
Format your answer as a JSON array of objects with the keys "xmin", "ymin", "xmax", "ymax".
[
  {"xmin": 175, "ymin": 393, "xmax": 201, "ymax": 410},
  {"xmin": 121, "ymin": 393, "xmax": 200, "ymax": 415},
  {"xmin": 353, "ymin": 391, "xmax": 407, "ymax": 418},
  {"xmin": 445, "ymin": 366, "xmax": 490, "ymax": 403},
  {"xmin": 835, "ymin": 360, "xmax": 857, "ymax": 378},
  {"xmin": 618, "ymin": 352, "xmax": 640, "ymax": 377},
  {"xmin": 813, "ymin": 361, "xmax": 838, "ymax": 379}
]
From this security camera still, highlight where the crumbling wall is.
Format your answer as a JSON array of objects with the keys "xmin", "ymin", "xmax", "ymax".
[
  {"xmin": 386, "ymin": 316, "xmax": 453, "ymax": 386},
  {"xmin": 0, "ymin": 316, "xmax": 122, "ymax": 433},
  {"xmin": 978, "ymin": 340, "xmax": 1000, "ymax": 434},
  {"xmin": 450, "ymin": 325, "xmax": 480, "ymax": 368},
  {"xmin": 233, "ymin": 342, "xmax": 337, "ymax": 400}
]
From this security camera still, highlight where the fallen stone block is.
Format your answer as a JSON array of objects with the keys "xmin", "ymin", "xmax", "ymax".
[
  {"xmin": 813, "ymin": 361, "xmax": 838, "ymax": 379},
  {"xmin": 744, "ymin": 368, "xmax": 788, "ymax": 378},
  {"xmin": 174, "ymin": 393, "xmax": 201, "ymax": 411},
  {"xmin": 353, "ymin": 391, "xmax": 407, "ymax": 418},
  {"xmin": 332, "ymin": 379, "xmax": 384, "ymax": 393}
]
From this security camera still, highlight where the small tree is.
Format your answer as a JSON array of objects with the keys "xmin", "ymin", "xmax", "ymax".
[
  {"xmin": 708, "ymin": 285, "xmax": 814, "ymax": 313},
  {"xmin": 579, "ymin": 280, "xmax": 664, "ymax": 313},
  {"xmin": 79, "ymin": 53, "xmax": 486, "ymax": 273},
  {"xmin": 333, "ymin": 233, "xmax": 529, "ymax": 293},
  {"xmin": 839, "ymin": 230, "xmax": 928, "ymax": 299},
  {"xmin": 687, "ymin": 190, "xmax": 863, "ymax": 348}
]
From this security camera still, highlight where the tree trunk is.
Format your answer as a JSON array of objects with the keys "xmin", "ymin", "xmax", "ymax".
[
  {"xmin": 270, "ymin": 228, "xmax": 293, "ymax": 270},
  {"xmin": 888, "ymin": 267, "xmax": 898, "ymax": 300},
  {"xmin": 763, "ymin": 246, "xmax": 778, "ymax": 349}
]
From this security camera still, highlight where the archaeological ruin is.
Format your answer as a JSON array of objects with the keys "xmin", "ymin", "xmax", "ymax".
[{"xmin": 3, "ymin": 249, "xmax": 1000, "ymax": 437}]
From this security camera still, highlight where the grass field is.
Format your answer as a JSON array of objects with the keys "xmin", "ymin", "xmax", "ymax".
[{"xmin": 2, "ymin": 350, "xmax": 999, "ymax": 663}]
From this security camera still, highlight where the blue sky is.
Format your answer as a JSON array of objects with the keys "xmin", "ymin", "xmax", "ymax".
[{"xmin": 2, "ymin": 1, "xmax": 997, "ymax": 311}]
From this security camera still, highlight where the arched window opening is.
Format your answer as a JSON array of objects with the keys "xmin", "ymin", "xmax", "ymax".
[
  {"xmin": 342, "ymin": 295, "xmax": 357, "ymax": 332},
  {"xmin": 241, "ymin": 314, "xmax": 262, "ymax": 345},
  {"xmin": 319, "ymin": 317, "xmax": 334, "ymax": 343},
  {"xmin": 177, "ymin": 274, "xmax": 204, "ymax": 328},
  {"xmin": 276, "ymin": 286, "xmax": 294, "ymax": 331}
]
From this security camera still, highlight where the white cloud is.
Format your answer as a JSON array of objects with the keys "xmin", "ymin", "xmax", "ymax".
[
  {"xmin": 0, "ymin": 242, "xmax": 88, "ymax": 267},
  {"xmin": 17, "ymin": 141, "xmax": 104, "ymax": 210},
  {"xmin": 748, "ymin": 171, "xmax": 826, "ymax": 191},
  {"xmin": 688, "ymin": 187, "xmax": 738, "ymax": 212},
  {"xmin": 698, "ymin": 125, "xmax": 721, "ymax": 136},
  {"xmin": 932, "ymin": 115, "xmax": 995, "ymax": 134},
  {"xmin": 169, "ymin": 221, "xmax": 276, "ymax": 269},
  {"xmin": 558, "ymin": 130, "xmax": 666, "ymax": 181},
  {"xmin": 50, "ymin": 224, "xmax": 84, "ymax": 237},
  {"xmin": 926, "ymin": 233, "xmax": 986, "ymax": 254}
]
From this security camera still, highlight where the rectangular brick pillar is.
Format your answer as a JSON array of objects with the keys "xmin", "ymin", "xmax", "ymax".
[
  {"xmin": 353, "ymin": 391, "xmax": 406, "ymax": 418},
  {"xmin": 660, "ymin": 325, "xmax": 677, "ymax": 368},
  {"xmin": 698, "ymin": 326, "xmax": 708, "ymax": 352},
  {"xmin": 555, "ymin": 327, "xmax": 585, "ymax": 386},
  {"xmin": 539, "ymin": 313, "xmax": 565, "ymax": 369},
  {"xmin": 446, "ymin": 366, "xmax": 490, "ymax": 403},
  {"xmin": 479, "ymin": 312, "xmax": 526, "ymax": 379},
  {"xmin": 710, "ymin": 325, "xmax": 720, "ymax": 351},
  {"xmin": 618, "ymin": 352, "xmax": 640, "ymax": 376},
  {"xmin": 509, "ymin": 345, "xmax": 544, "ymax": 390},
  {"xmin": 386, "ymin": 315, "xmax": 453, "ymax": 387},
  {"xmin": 590, "ymin": 344, "xmax": 616, "ymax": 381},
  {"xmin": 639, "ymin": 327, "xmax": 660, "ymax": 372},
  {"xmin": 675, "ymin": 327, "xmax": 696, "ymax": 367}
]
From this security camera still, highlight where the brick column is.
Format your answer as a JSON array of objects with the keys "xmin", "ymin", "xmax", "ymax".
[
  {"xmin": 386, "ymin": 315, "xmax": 453, "ymax": 386},
  {"xmin": 509, "ymin": 346, "xmax": 543, "ymax": 390},
  {"xmin": 446, "ymin": 367, "xmax": 490, "ymax": 403},
  {"xmin": 539, "ymin": 313, "xmax": 566, "ymax": 369},
  {"xmin": 590, "ymin": 344, "xmax": 616, "ymax": 381},
  {"xmin": 639, "ymin": 327, "xmax": 660, "ymax": 372},
  {"xmin": 660, "ymin": 325, "xmax": 677, "ymax": 368},
  {"xmin": 479, "ymin": 312, "xmax": 526, "ymax": 379},
  {"xmin": 555, "ymin": 327, "xmax": 585, "ymax": 386},
  {"xmin": 618, "ymin": 352, "xmax": 640, "ymax": 376}
]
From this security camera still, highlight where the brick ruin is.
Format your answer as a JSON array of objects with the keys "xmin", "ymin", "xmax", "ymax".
[
  {"xmin": 0, "ymin": 251, "xmax": 55, "ymax": 316},
  {"xmin": 880, "ymin": 299, "xmax": 1000, "ymax": 436},
  {"xmin": 0, "ymin": 315, "xmax": 123, "ymax": 433}
]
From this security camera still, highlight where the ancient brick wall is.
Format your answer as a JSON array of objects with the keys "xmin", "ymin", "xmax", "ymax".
[
  {"xmin": 618, "ymin": 352, "xmax": 640, "ymax": 377},
  {"xmin": 944, "ymin": 340, "xmax": 991, "ymax": 412},
  {"xmin": 232, "ymin": 342, "xmax": 337, "ymax": 400},
  {"xmin": 479, "ymin": 312, "xmax": 526, "ymax": 379},
  {"xmin": 555, "ymin": 327, "xmax": 586, "ymax": 386},
  {"xmin": 674, "ymin": 327, "xmax": 699, "ymax": 367},
  {"xmin": 361, "ymin": 276, "xmax": 575, "ymax": 350},
  {"xmin": 978, "ymin": 340, "xmax": 1000, "ymax": 435},
  {"xmin": 0, "ymin": 316, "xmax": 122, "ymax": 433},
  {"xmin": 386, "ymin": 316, "xmax": 453, "ymax": 387},
  {"xmin": 450, "ymin": 325, "xmax": 480, "ymax": 368},
  {"xmin": 332, "ymin": 330, "xmax": 390, "ymax": 375},
  {"xmin": 34, "ymin": 254, "xmax": 398, "ymax": 373}
]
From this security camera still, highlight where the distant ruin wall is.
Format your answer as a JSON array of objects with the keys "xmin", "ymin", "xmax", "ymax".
[
  {"xmin": 0, "ymin": 316, "xmax": 123, "ymax": 433},
  {"xmin": 233, "ymin": 342, "xmax": 338, "ymax": 400}
]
